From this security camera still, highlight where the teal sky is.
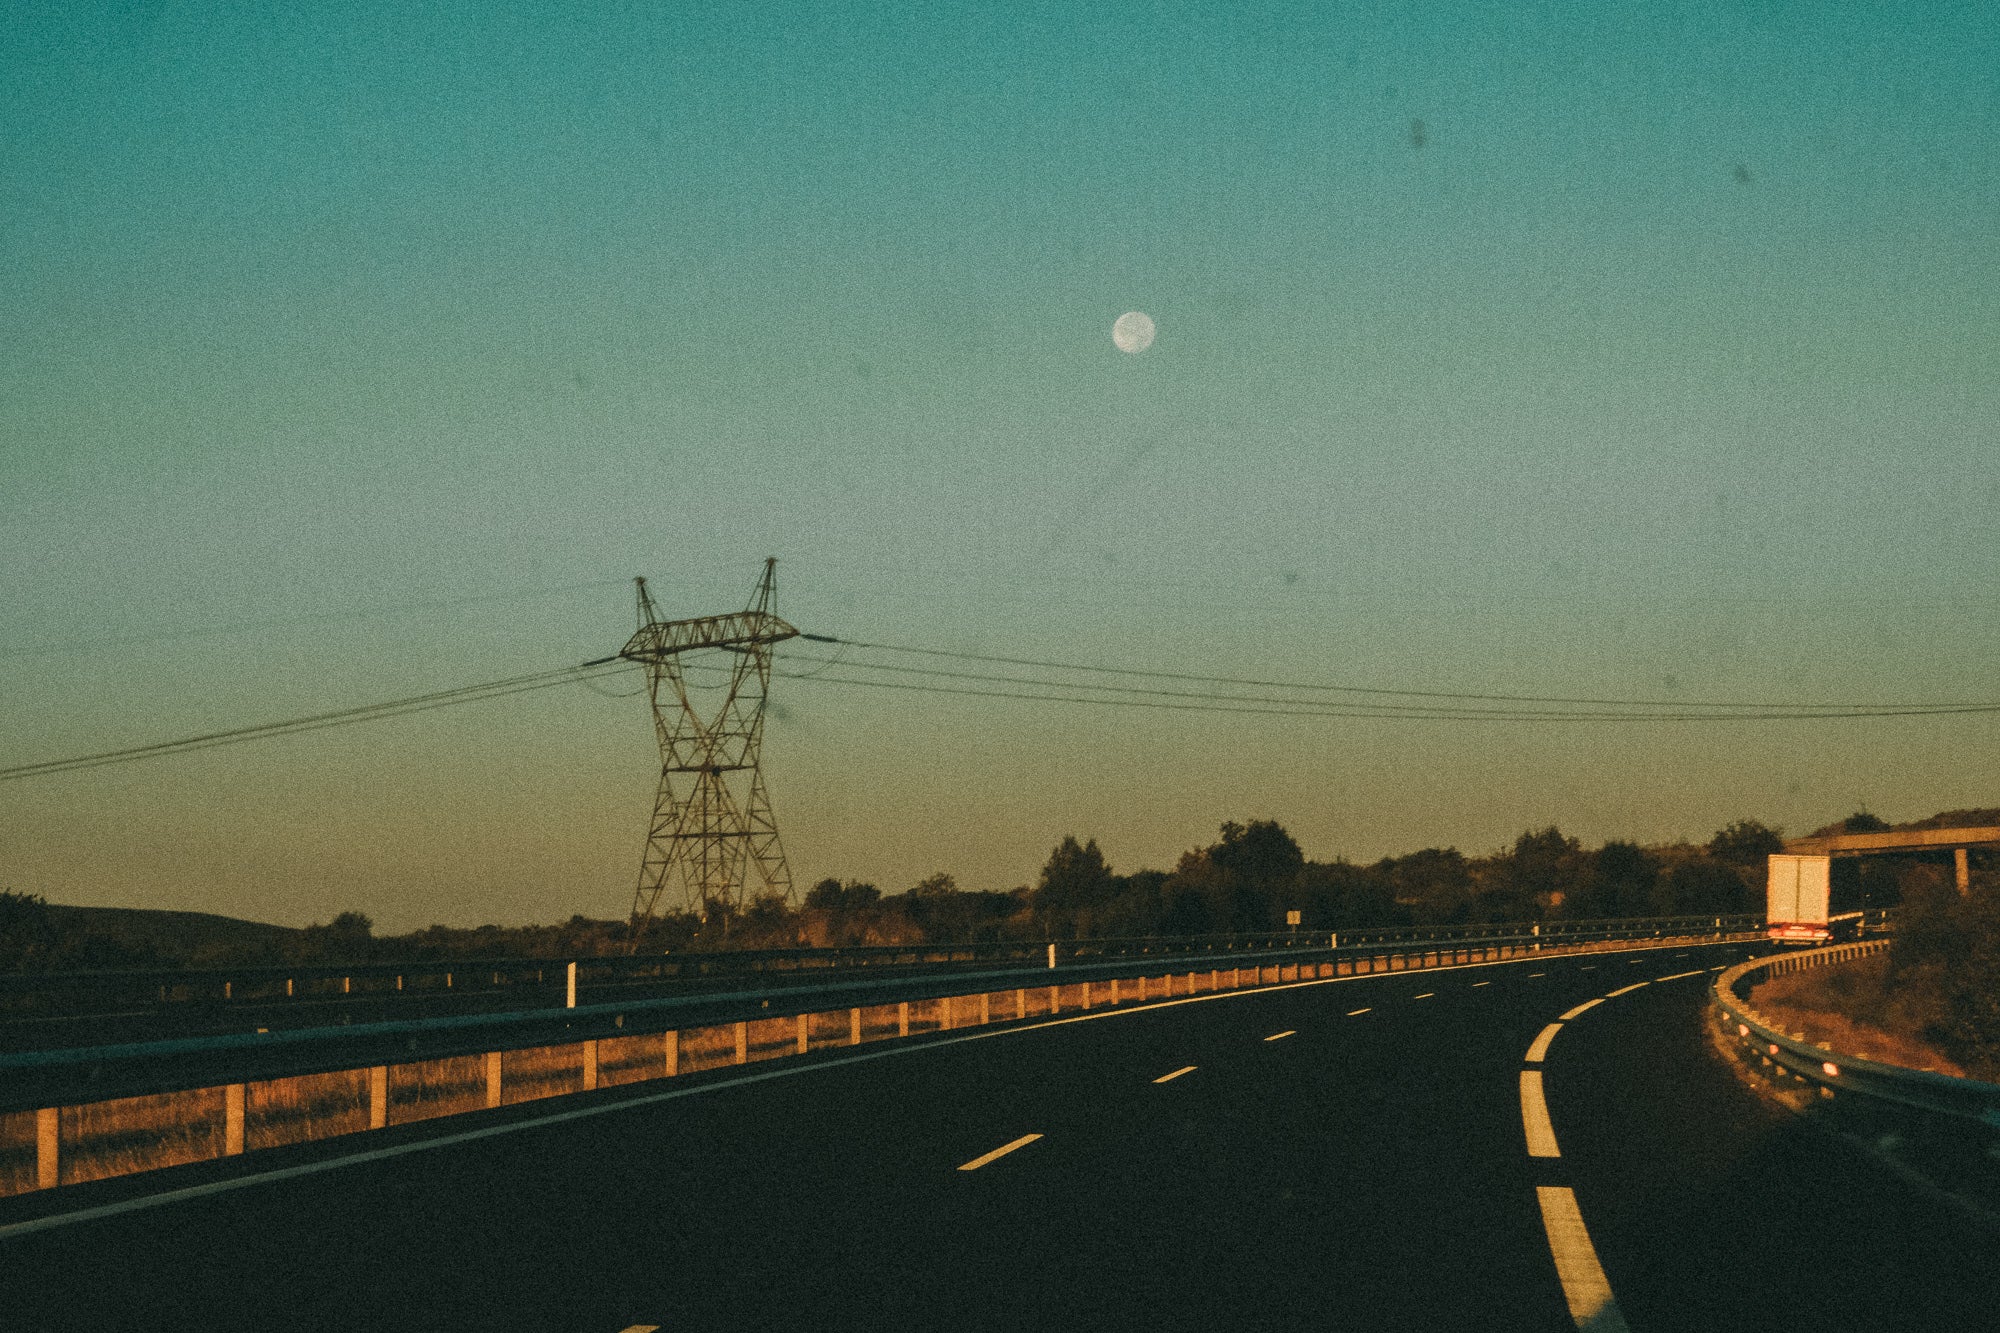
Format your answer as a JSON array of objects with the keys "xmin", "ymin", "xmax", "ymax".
[{"xmin": 4, "ymin": 1, "xmax": 1997, "ymax": 931}]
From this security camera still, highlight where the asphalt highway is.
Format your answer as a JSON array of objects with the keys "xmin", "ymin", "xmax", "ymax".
[{"xmin": 4, "ymin": 940, "xmax": 1995, "ymax": 1331}]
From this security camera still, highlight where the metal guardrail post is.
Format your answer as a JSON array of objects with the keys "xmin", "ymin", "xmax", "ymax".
[{"xmin": 36, "ymin": 1107, "xmax": 57, "ymax": 1190}]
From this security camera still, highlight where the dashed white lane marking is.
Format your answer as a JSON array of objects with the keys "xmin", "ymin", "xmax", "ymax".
[
  {"xmin": 1524, "ymin": 1023, "xmax": 1563, "ymax": 1063},
  {"xmin": 958, "ymin": 1133, "xmax": 1043, "ymax": 1171},
  {"xmin": 1413, "ymin": 992, "xmax": 1435, "ymax": 999},
  {"xmin": 1536, "ymin": 1186, "xmax": 1631, "ymax": 1330},
  {"xmin": 619, "ymin": 1326, "xmax": 661, "ymax": 1332},
  {"xmin": 1579, "ymin": 965, "xmax": 1597, "ymax": 971},
  {"xmin": 1529, "ymin": 972, "xmax": 1546, "ymax": 977},
  {"xmin": 1558, "ymin": 997, "xmax": 1604, "ymax": 1021},
  {"xmin": 1346, "ymin": 1007, "xmax": 1372, "ymax": 1016},
  {"xmin": 1264, "ymin": 1030, "xmax": 1296, "ymax": 1042},
  {"xmin": 1472, "ymin": 981, "xmax": 1492, "ymax": 987},
  {"xmin": 1520, "ymin": 1071, "xmax": 1561, "ymax": 1157},
  {"xmin": 1153, "ymin": 1065, "xmax": 1197, "ymax": 1083},
  {"xmin": 1655, "ymin": 969, "xmax": 1703, "ymax": 982},
  {"xmin": 1605, "ymin": 982, "xmax": 1648, "ymax": 998}
]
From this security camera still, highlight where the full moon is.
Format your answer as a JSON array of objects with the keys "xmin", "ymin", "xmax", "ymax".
[{"xmin": 1111, "ymin": 310, "xmax": 1156, "ymax": 354}]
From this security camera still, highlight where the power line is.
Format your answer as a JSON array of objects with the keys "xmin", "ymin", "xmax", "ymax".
[
  {"xmin": 803, "ymin": 635, "xmax": 1999, "ymax": 714},
  {"xmin": 768, "ymin": 652, "xmax": 1959, "ymax": 720},
  {"xmin": 768, "ymin": 666, "xmax": 2000, "ymax": 723},
  {"xmin": 0, "ymin": 661, "xmax": 633, "ymax": 782}
]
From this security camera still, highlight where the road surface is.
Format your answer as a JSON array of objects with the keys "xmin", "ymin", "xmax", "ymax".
[{"xmin": 4, "ymin": 940, "xmax": 1994, "ymax": 1331}]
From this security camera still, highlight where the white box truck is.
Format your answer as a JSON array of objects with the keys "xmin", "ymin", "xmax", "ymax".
[{"xmin": 1765, "ymin": 853, "xmax": 1863, "ymax": 944}]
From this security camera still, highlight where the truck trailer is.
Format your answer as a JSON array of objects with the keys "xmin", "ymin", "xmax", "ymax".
[{"xmin": 1765, "ymin": 853, "xmax": 1864, "ymax": 944}]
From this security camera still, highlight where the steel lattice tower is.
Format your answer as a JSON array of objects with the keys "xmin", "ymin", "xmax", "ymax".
[{"xmin": 621, "ymin": 559, "xmax": 799, "ymax": 943}]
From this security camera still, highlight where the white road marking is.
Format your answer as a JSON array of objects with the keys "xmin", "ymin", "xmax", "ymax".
[
  {"xmin": 1655, "ymin": 970, "xmax": 1703, "ymax": 982},
  {"xmin": 1536, "ymin": 1186, "xmax": 1630, "ymax": 1330},
  {"xmin": 958, "ymin": 1133, "xmax": 1043, "ymax": 1171},
  {"xmin": 1520, "ymin": 1071, "xmax": 1561, "ymax": 1158},
  {"xmin": 1264, "ymin": 1030, "xmax": 1296, "ymax": 1042},
  {"xmin": 619, "ymin": 1326, "xmax": 661, "ymax": 1332},
  {"xmin": 1529, "ymin": 972, "xmax": 1546, "ymax": 977},
  {"xmin": 1525, "ymin": 1023, "xmax": 1563, "ymax": 1063},
  {"xmin": 1579, "ymin": 965, "xmax": 1597, "ymax": 971},
  {"xmin": 1413, "ymin": 992, "xmax": 1435, "ymax": 999},
  {"xmin": 1559, "ymin": 997, "xmax": 1604, "ymax": 1021},
  {"xmin": 1153, "ymin": 1065, "xmax": 1197, "ymax": 1083},
  {"xmin": 1471, "ymin": 981, "xmax": 1492, "ymax": 987},
  {"xmin": 1605, "ymin": 982, "xmax": 1648, "ymax": 998},
  {"xmin": 1346, "ymin": 1007, "xmax": 1372, "ymax": 1016}
]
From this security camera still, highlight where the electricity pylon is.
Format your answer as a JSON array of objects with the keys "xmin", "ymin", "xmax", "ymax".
[{"xmin": 620, "ymin": 559, "xmax": 798, "ymax": 946}]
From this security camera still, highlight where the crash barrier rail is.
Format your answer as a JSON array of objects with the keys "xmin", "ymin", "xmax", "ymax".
[
  {"xmin": 1712, "ymin": 943, "xmax": 2000, "ymax": 1203},
  {"xmin": 0, "ymin": 912, "xmax": 1768, "ymax": 1035},
  {"xmin": 0, "ymin": 923, "xmax": 1758, "ymax": 1199}
]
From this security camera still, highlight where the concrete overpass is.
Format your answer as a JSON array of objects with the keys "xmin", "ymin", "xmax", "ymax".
[{"xmin": 1783, "ymin": 824, "xmax": 2000, "ymax": 893}]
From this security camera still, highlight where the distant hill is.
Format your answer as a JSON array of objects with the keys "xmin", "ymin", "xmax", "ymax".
[
  {"xmin": 1805, "ymin": 807, "xmax": 2000, "ymax": 840},
  {"xmin": 44, "ymin": 905, "xmax": 301, "ymax": 964}
]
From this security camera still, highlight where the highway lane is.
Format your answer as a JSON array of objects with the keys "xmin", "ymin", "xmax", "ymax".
[
  {"xmin": 6, "ymin": 940, "xmax": 1984, "ymax": 1331},
  {"xmin": 1544, "ymin": 966, "xmax": 2000, "ymax": 1332}
]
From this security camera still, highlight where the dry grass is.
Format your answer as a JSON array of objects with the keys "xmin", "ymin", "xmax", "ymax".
[
  {"xmin": 392, "ymin": 1054, "xmax": 487, "ymax": 1123},
  {"xmin": 1, "ymin": 1110, "xmax": 35, "ymax": 1196},
  {"xmin": 857, "ymin": 1003, "xmax": 901, "ymax": 1041},
  {"xmin": 806, "ymin": 1008, "xmax": 853, "ymax": 1050},
  {"xmin": 744, "ymin": 1016, "xmax": 796, "ymax": 1062},
  {"xmin": 1751, "ymin": 958, "xmax": 1967, "ymax": 1077},
  {"xmin": 60, "ymin": 1088, "xmax": 224, "ymax": 1186},
  {"xmin": 247, "ymin": 1068, "xmax": 368, "ymax": 1149},
  {"xmin": 597, "ymin": 1031, "xmax": 673, "ymax": 1087},
  {"xmin": 500, "ymin": 1044, "xmax": 582, "ymax": 1105},
  {"xmin": 678, "ymin": 1022, "xmax": 737, "ymax": 1073}
]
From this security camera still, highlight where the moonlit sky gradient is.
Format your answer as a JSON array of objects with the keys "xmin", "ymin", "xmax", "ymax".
[{"xmin": 4, "ymin": 2, "xmax": 1996, "ymax": 931}]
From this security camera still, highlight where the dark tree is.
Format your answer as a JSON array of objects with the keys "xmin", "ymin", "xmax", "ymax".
[
  {"xmin": 1575, "ymin": 841, "xmax": 1659, "ymax": 918},
  {"xmin": 1707, "ymin": 819, "xmax": 1784, "ymax": 866},
  {"xmin": 1208, "ymin": 820, "xmax": 1305, "ymax": 888},
  {"xmin": 1034, "ymin": 836, "xmax": 1116, "ymax": 936},
  {"xmin": 1660, "ymin": 858, "xmax": 1750, "ymax": 914},
  {"xmin": 0, "ymin": 889, "xmax": 55, "ymax": 971}
]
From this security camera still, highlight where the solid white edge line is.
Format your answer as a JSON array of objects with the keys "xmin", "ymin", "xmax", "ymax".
[
  {"xmin": 1263, "ymin": 1030, "xmax": 1296, "ymax": 1041},
  {"xmin": 0, "ymin": 939, "xmax": 1745, "ymax": 1241},
  {"xmin": 1524, "ymin": 1022, "xmax": 1563, "ymax": 1063},
  {"xmin": 1605, "ymin": 982, "xmax": 1648, "ymax": 998},
  {"xmin": 1153, "ymin": 1066, "xmax": 1197, "ymax": 1083},
  {"xmin": 1558, "ymin": 997, "xmax": 1604, "ymax": 1021},
  {"xmin": 1520, "ymin": 1070, "xmax": 1561, "ymax": 1158},
  {"xmin": 957, "ymin": 1133, "xmax": 1043, "ymax": 1172},
  {"xmin": 1536, "ymin": 1186, "xmax": 1630, "ymax": 1330}
]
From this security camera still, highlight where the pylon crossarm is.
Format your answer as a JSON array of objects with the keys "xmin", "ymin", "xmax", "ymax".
[{"xmin": 620, "ymin": 610, "xmax": 798, "ymax": 660}]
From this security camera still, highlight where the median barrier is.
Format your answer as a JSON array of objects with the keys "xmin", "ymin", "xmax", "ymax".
[{"xmin": 0, "ymin": 923, "xmax": 1756, "ymax": 1198}]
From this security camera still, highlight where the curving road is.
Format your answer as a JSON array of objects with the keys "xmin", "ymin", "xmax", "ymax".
[{"xmin": 4, "ymin": 940, "xmax": 1994, "ymax": 1331}]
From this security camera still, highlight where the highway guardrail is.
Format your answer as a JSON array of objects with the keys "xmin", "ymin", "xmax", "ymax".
[
  {"xmin": 1712, "ymin": 943, "xmax": 2000, "ymax": 1205},
  {"xmin": 0, "ymin": 921, "xmax": 1756, "ymax": 1199}
]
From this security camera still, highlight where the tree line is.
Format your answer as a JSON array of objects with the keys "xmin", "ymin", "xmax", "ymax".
[{"xmin": 0, "ymin": 813, "xmax": 1837, "ymax": 968}]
